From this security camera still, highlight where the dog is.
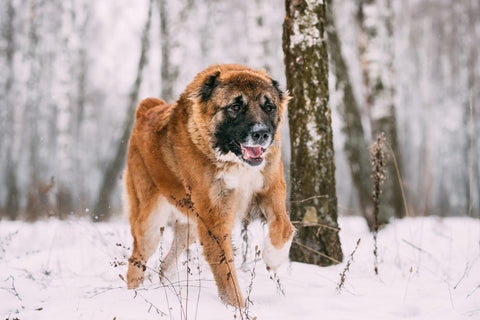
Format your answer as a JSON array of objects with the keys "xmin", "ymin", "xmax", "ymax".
[{"xmin": 125, "ymin": 64, "xmax": 294, "ymax": 308}]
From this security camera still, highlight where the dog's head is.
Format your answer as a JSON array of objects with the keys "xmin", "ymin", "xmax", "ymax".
[{"xmin": 187, "ymin": 64, "xmax": 288, "ymax": 167}]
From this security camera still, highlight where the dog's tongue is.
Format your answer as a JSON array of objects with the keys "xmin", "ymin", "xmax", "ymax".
[{"xmin": 241, "ymin": 144, "xmax": 263, "ymax": 161}]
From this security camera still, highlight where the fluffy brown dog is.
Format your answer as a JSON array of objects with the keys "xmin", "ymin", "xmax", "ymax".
[{"xmin": 125, "ymin": 64, "xmax": 294, "ymax": 307}]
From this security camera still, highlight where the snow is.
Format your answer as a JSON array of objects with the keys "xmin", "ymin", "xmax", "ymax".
[{"xmin": 1, "ymin": 216, "xmax": 479, "ymax": 319}]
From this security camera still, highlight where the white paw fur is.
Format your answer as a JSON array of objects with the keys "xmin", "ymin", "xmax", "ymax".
[{"xmin": 262, "ymin": 232, "xmax": 293, "ymax": 272}]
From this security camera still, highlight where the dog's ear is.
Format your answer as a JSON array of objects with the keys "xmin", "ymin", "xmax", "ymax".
[
  {"xmin": 198, "ymin": 71, "xmax": 221, "ymax": 102},
  {"xmin": 271, "ymin": 78, "xmax": 289, "ymax": 102},
  {"xmin": 271, "ymin": 78, "xmax": 291, "ymax": 118}
]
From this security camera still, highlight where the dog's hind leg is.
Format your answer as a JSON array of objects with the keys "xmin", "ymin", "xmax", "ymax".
[
  {"xmin": 125, "ymin": 165, "xmax": 168, "ymax": 289},
  {"xmin": 160, "ymin": 221, "xmax": 197, "ymax": 279}
]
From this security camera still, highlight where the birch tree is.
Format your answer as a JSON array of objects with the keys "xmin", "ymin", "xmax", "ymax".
[
  {"xmin": 325, "ymin": 0, "xmax": 375, "ymax": 229},
  {"xmin": 283, "ymin": 0, "xmax": 343, "ymax": 265}
]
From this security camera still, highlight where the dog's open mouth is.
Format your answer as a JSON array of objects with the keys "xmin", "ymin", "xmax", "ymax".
[{"xmin": 240, "ymin": 143, "xmax": 264, "ymax": 165}]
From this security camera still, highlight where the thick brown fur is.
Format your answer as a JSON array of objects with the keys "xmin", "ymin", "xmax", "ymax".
[{"xmin": 125, "ymin": 64, "xmax": 294, "ymax": 308}]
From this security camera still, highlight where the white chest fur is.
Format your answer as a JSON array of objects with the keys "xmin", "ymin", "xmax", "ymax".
[{"xmin": 215, "ymin": 164, "xmax": 264, "ymax": 220}]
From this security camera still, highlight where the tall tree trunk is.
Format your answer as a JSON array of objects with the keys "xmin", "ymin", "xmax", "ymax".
[
  {"xmin": 25, "ymin": 0, "xmax": 46, "ymax": 220},
  {"xmin": 1, "ymin": 0, "xmax": 20, "ymax": 219},
  {"xmin": 55, "ymin": 0, "xmax": 76, "ymax": 218},
  {"xmin": 465, "ymin": 0, "xmax": 479, "ymax": 217},
  {"xmin": 357, "ymin": 0, "xmax": 404, "ymax": 223},
  {"xmin": 92, "ymin": 0, "xmax": 153, "ymax": 221},
  {"xmin": 283, "ymin": 0, "xmax": 343, "ymax": 266},
  {"xmin": 27, "ymin": 0, "xmax": 40, "ymax": 188},
  {"xmin": 325, "ymin": 0, "xmax": 374, "ymax": 229},
  {"xmin": 70, "ymin": 3, "xmax": 92, "ymax": 215},
  {"xmin": 158, "ymin": 0, "xmax": 177, "ymax": 102}
]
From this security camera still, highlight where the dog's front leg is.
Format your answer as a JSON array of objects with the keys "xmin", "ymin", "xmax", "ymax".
[
  {"xmin": 193, "ymin": 199, "xmax": 245, "ymax": 308},
  {"xmin": 258, "ymin": 174, "xmax": 295, "ymax": 272}
]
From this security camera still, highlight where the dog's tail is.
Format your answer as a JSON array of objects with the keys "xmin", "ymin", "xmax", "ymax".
[{"xmin": 135, "ymin": 97, "xmax": 168, "ymax": 120}]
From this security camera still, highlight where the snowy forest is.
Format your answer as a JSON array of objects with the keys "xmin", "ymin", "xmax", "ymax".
[
  {"xmin": 1, "ymin": 0, "xmax": 479, "ymax": 221},
  {"xmin": 1, "ymin": 0, "xmax": 480, "ymax": 319}
]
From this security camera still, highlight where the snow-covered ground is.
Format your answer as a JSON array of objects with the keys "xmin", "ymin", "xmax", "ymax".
[{"xmin": 1, "ymin": 216, "xmax": 479, "ymax": 319}]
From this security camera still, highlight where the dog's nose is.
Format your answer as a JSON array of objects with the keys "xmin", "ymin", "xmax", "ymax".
[{"xmin": 251, "ymin": 124, "xmax": 272, "ymax": 145}]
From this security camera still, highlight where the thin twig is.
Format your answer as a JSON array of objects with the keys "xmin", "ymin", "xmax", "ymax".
[
  {"xmin": 171, "ymin": 224, "xmax": 185, "ymax": 319},
  {"xmin": 293, "ymin": 240, "xmax": 341, "ymax": 264},
  {"xmin": 403, "ymin": 266, "xmax": 414, "ymax": 302},
  {"xmin": 158, "ymin": 227, "xmax": 174, "ymax": 320},
  {"xmin": 186, "ymin": 213, "xmax": 190, "ymax": 320},
  {"xmin": 385, "ymin": 141, "xmax": 410, "ymax": 217},
  {"xmin": 290, "ymin": 195, "xmax": 328, "ymax": 204},
  {"xmin": 195, "ymin": 241, "xmax": 202, "ymax": 320},
  {"xmin": 1, "ymin": 276, "xmax": 22, "ymax": 302},
  {"xmin": 0, "ymin": 230, "xmax": 19, "ymax": 260},
  {"xmin": 401, "ymin": 239, "xmax": 449, "ymax": 278},
  {"xmin": 268, "ymin": 271, "xmax": 285, "ymax": 296},
  {"xmin": 401, "ymin": 239, "xmax": 431, "ymax": 256},
  {"xmin": 133, "ymin": 290, "xmax": 168, "ymax": 316},
  {"xmin": 291, "ymin": 220, "xmax": 341, "ymax": 231},
  {"xmin": 337, "ymin": 238, "xmax": 361, "ymax": 292},
  {"xmin": 88, "ymin": 286, "xmax": 124, "ymax": 298},
  {"xmin": 454, "ymin": 262, "xmax": 470, "ymax": 290},
  {"xmin": 401, "ymin": 238, "xmax": 457, "ymax": 305},
  {"xmin": 244, "ymin": 246, "xmax": 260, "ymax": 319},
  {"xmin": 467, "ymin": 284, "xmax": 480, "ymax": 299}
]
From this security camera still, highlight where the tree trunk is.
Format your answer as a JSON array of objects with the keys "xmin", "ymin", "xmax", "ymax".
[
  {"xmin": 466, "ymin": 0, "xmax": 479, "ymax": 217},
  {"xmin": 25, "ymin": 0, "xmax": 45, "ymax": 220},
  {"xmin": 1, "ymin": 0, "xmax": 20, "ymax": 219},
  {"xmin": 283, "ymin": 0, "xmax": 343, "ymax": 266},
  {"xmin": 357, "ymin": 0, "xmax": 404, "ymax": 223},
  {"xmin": 92, "ymin": 0, "xmax": 153, "ymax": 221},
  {"xmin": 325, "ymin": 0, "xmax": 375, "ymax": 229},
  {"xmin": 158, "ymin": 0, "xmax": 177, "ymax": 102}
]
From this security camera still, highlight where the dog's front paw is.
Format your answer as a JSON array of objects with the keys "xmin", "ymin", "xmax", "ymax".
[
  {"xmin": 262, "ymin": 232, "xmax": 293, "ymax": 272},
  {"xmin": 126, "ymin": 269, "xmax": 144, "ymax": 289}
]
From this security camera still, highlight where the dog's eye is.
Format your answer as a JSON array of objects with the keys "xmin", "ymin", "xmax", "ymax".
[
  {"xmin": 229, "ymin": 103, "xmax": 241, "ymax": 112},
  {"xmin": 264, "ymin": 103, "xmax": 276, "ymax": 113}
]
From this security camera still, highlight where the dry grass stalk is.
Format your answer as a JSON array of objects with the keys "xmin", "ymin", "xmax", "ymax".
[
  {"xmin": 293, "ymin": 239, "xmax": 341, "ymax": 264},
  {"xmin": 1, "ymin": 275, "xmax": 22, "ymax": 302},
  {"xmin": 244, "ymin": 246, "xmax": 261, "ymax": 320},
  {"xmin": 370, "ymin": 133, "xmax": 389, "ymax": 275},
  {"xmin": 385, "ymin": 141, "xmax": 410, "ymax": 218},
  {"xmin": 268, "ymin": 270, "xmax": 285, "ymax": 296},
  {"xmin": 336, "ymin": 238, "xmax": 361, "ymax": 292}
]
